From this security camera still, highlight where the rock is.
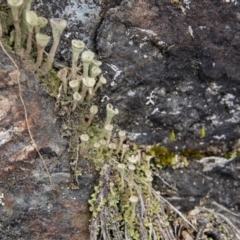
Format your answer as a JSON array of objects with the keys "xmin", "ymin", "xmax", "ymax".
[
  {"xmin": 0, "ymin": 48, "xmax": 93, "ymax": 239},
  {"xmin": 1, "ymin": 0, "xmax": 240, "ymax": 238},
  {"xmin": 33, "ymin": 0, "xmax": 102, "ymax": 62},
  {"xmin": 96, "ymin": 0, "xmax": 240, "ymax": 155},
  {"xmin": 154, "ymin": 156, "xmax": 240, "ymax": 228}
]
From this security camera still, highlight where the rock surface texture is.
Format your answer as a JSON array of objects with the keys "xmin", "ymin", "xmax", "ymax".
[
  {"xmin": 0, "ymin": 0, "xmax": 240, "ymax": 239},
  {"xmin": 0, "ymin": 48, "xmax": 93, "ymax": 239},
  {"xmin": 97, "ymin": 0, "xmax": 240, "ymax": 155}
]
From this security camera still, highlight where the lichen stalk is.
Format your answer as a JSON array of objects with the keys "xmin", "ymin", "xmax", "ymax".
[
  {"xmin": 81, "ymin": 50, "xmax": 95, "ymax": 78},
  {"xmin": 81, "ymin": 77, "xmax": 95, "ymax": 101},
  {"xmin": 69, "ymin": 79, "xmax": 80, "ymax": 93},
  {"xmin": 56, "ymin": 67, "xmax": 68, "ymax": 94},
  {"xmin": 120, "ymin": 144, "xmax": 128, "ymax": 162},
  {"xmin": 35, "ymin": 17, "xmax": 48, "ymax": 34},
  {"xmin": 129, "ymin": 196, "xmax": 138, "ymax": 226},
  {"xmin": 90, "ymin": 66, "xmax": 102, "ymax": 79},
  {"xmin": 72, "ymin": 92, "xmax": 82, "ymax": 111},
  {"xmin": 8, "ymin": 0, "xmax": 24, "ymax": 52},
  {"xmin": 35, "ymin": 33, "xmax": 50, "ymax": 70},
  {"xmin": 108, "ymin": 142, "xmax": 116, "ymax": 158},
  {"xmin": 105, "ymin": 103, "xmax": 119, "ymax": 127},
  {"xmin": 86, "ymin": 105, "xmax": 98, "ymax": 127},
  {"xmin": 45, "ymin": 18, "xmax": 67, "ymax": 72},
  {"xmin": 71, "ymin": 40, "xmax": 85, "ymax": 79},
  {"xmin": 104, "ymin": 124, "xmax": 113, "ymax": 147},
  {"xmin": 25, "ymin": 11, "xmax": 38, "ymax": 57},
  {"xmin": 93, "ymin": 76, "xmax": 107, "ymax": 94},
  {"xmin": 116, "ymin": 130, "xmax": 126, "ymax": 154},
  {"xmin": 117, "ymin": 163, "xmax": 125, "ymax": 192},
  {"xmin": 128, "ymin": 164, "xmax": 136, "ymax": 196}
]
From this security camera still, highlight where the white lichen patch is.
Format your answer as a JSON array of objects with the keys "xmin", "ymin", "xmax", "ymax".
[
  {"xmin": 0, "ymin": 193, "xmax": 4, "ymax": 206},
  {"xmin": 101, "ymin": 95, "xmax": 110, "ymax": 102},
  {"xmin": 34, "ymin": 0, "xmax": 101, "ymax": 44},
  {"xmin": 106, "ymin": 63, "xmax": 122, "ymax": 81},
  {"xmin": 206, "ymin": 82, "xmax": 221, "ymax": 95},
  {"xmin": 151, "ymin": 108, "xmax": 159, "ymax": 115},
  {"xmin": 199, "ymin": 157, "xmax": 231, "ymax": 172},
  {"xmin": 220, "ymin": 93, "xmax": 235, "ymax": 107},
  {"xmin": 127, "ymin": 90, "xmax": 136, "ymax": 97},
  {"xmin": 146, "ymin": 90, "xmax": 155, "ymax": 105},
  {"xmin": 197, "ymin": 26, "xmax": 206, "ymax": 30},
  {"xmin": 213, "ymin": 135, "xmax": 226, "ymax": 140},
  {"xmin": 0, "ymin": 122, "xmax": 26, "ymax": 146},
  {"xmin": 183, "ymin": 0, "xmax": 191, "ymax": 9},
  {"xmin": 188, "ymin": 26, "xmax": 194, "ymax": 38},
  {"xmin": 129, "ymin": 40, "xmax": 133, "ymax": 45},
  {"xmin": 128, "ymin": 132, "xmax": 147, "ymax": 141},
  {"xmin": 135, "ymin": 28, "xmax": 157, "ymax": 37},
  {"xmin": 139, "ymin": 42, "xmax": 147, "ymax": 48},
  {"xmin": 11, "ymin": 144, "xmax": 36, "ymax": 162},
  {"xmin": 56, "ymin": 0, "xmax": 101, "ymax": 25},
  {"xmin": 224, "ymin": 0, "xmax": 238, "ymax": 4},
  {"xmin": 0, "ymin": 97, "xmax": 11, "ymax": 121}
]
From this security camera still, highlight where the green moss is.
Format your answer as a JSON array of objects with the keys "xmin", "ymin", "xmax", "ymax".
[
  {"xmin": 40, "ymin": 69, "xmax": 61, "ymax": 97},
  {"xmin": 148, "ymin": 145, "xmax": 176, "ymax": 167},
  {"xmin": 181, "ymin": 149, "xmax": 204, "ymax": 159},
  {"xmin": 0, "ymin": 4, "xmax": 12, "ymax": 35},
  {"xmin": 223, "ymin": 150, "xmax": 240, "ymax": 159}
]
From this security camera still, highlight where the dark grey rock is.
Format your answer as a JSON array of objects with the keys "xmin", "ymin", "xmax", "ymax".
[{"xmin": 96, "ymin": 0, "xmax": 240, "ymax": 155}]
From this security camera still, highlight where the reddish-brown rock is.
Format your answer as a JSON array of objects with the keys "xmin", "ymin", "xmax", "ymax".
[{"xmin": 0, "ymin": 48, "xmax": 92, "ymax": 239}]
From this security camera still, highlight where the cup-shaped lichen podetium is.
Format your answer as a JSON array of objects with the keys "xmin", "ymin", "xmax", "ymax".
[
  {"xmin": 72, "ymin": 92, "xmax": 82, "ymax": 112},
  {"xmin": 69, "ymin": 79, "xmax": 80, "ymax": 93},
  {"xmin": 108, "ymin": 142, "xmax": 116, "ymax": 158},
  {"xmin": 7, "ymin": 0, "xmax": 24, "ymax": 52},
  {"xmin": 103, "ymin": 124, "xmax": 113, "ymax": 147},
  {"xmin": 128, "ymin": 155, "xmax": 138, "ymax": 165},
  {"xmin": 93, "ymin": 76, "xmax": 107, "ymax": 95},
  {"xmin": 90, "ymin": 59, "xmax": 102, "ymax": 68},
  {"xmin": 117, "ymin": 163, "xmax": 125, "ymax": 192},
  {"xmin": 81, "ymin": 77, "xmax": 96, "ymax": 101},
  {"xmin": 128, "ymin": 164, "xmax": 136, "ymax": 196},
  {"xmin": 90, "ymin": 66, "xmax": 102, "ymax": 79},
  {"xmin": 105, "ymin": 103, "xmax": 119, "ymax": 127},
  {"xmin": 35, "ymin": 33, "xmax": 51, "ymax": 70},
  {"xmin": 81, "ymin": 50, "xmax": 95, "ymax": 78},
  {"xmin": 71, "ymin": 40, "xmax": 85, "ymax": 79},
  {"xmin": 99, "ymin": 139, "xmax": 107, "ymax": 154},
  {"xmin": 116, "ymin": 130, "xmax": 126, "ymax": 154},
  {"xmin": 146, "ymin": 175, "xmax": 153, "ymax": 194},
  {"xmin": 120, "ymin": 144, "xmax": 128, "ymax": 162},
  {"xmin": 129, "ymin": 196, "xmax": 138, "ymax": 226},
  {"xmin": 20, "ymin": 0, "xmax": 34, "ymax": 43},
  {"xmin": 25, "ymin": 11, "xmax": 38, "ymax": 57},
  {"xmin": 57, "ymin": 67, "xmax": 68, "ymax": 94},
  {"xmin": 45, "ymin": 18, "xmax": 67, "ymax": 72},
  {"xmin": 35, "ymin": 17, "xmax": 48, "ymax": 34},
  {"xmin": 80, "ymin": 134, "xmax": 89, "ymax": 152},
  {"xmin": 87, "ymin": 75, "xmax": 106, "ymax": 101},
  {"xmin": 85, "ymin": 105, "xmax": 98, "ymax": 127},
  {"xmin": 94, "ymin": 142, "xmax": 101, "ymax": 158}
]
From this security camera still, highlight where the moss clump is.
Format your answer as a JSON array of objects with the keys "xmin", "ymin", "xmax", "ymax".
[
  {"xmin": 0, "ymin": 4, "xmax": 12, "ymax": 35},
  {"xmin": 181, "ymin": 148, "xmax": 204, "ymax": 159},
  {"xmin": 147, "ymin": 145, "xmax": 177, "ymax": 167},
  {"xmin": 223, "ymin": 150, "xmax": 240, "ymax": 159},
  {"xmin": 40, "ymin": 69, "xmax": 61, "ymax": 97}
]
